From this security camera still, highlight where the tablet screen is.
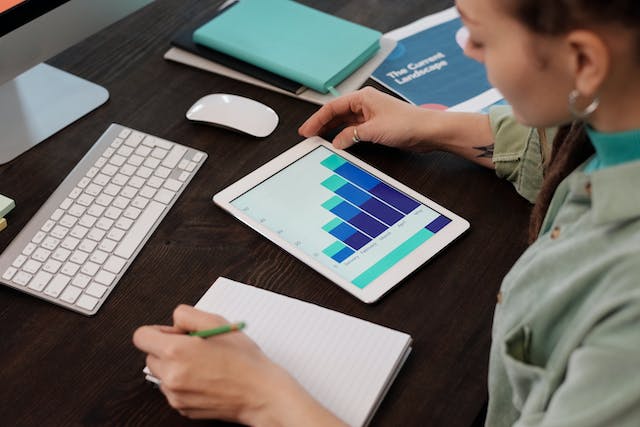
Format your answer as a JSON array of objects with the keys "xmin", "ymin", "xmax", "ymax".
[{"xmin": 231, "ymin": 146, "xmax": 451, "ymax": 289}]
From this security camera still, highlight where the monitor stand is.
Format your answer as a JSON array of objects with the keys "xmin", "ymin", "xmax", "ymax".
[{"xmin": 0, "ymin": 63, "xmax": 109, "ymax": 165}]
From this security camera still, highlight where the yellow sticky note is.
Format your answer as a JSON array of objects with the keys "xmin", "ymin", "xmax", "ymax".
[{"xmin": 0, "ymin": 217, "xmax": 6, "ymax": 232}]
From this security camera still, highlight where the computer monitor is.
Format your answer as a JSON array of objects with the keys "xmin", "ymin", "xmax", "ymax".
[{"xmin": 0, "ymin": 0, "xmax": 154, "ymax": 164}]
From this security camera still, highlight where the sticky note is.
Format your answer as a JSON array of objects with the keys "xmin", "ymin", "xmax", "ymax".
[
  {"xmin": 0, "ymin": 218, "xmax": 6, "ymax": 232},
  {"xmin": 0, "ymin": 194, "xmax": 15, "ymax": 218}
]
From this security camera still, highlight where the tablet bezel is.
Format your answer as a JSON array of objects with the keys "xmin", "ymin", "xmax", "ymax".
[{"xmin": 213, "ymin": 137, "xmax": 469, "ymax": 303}]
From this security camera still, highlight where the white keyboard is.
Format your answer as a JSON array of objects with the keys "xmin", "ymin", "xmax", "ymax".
[{"xmin": 0, "ymin": 124, "xmax": 207, "ymax": 315}]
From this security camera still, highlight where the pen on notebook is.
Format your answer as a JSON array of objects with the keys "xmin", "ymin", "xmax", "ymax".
[{"xmin": 188, "ymin": 321, "xmax": 246, "ymax": 338}]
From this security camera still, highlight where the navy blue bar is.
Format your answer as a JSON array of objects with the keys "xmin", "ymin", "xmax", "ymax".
[
  {"xmin": 332, "ymin": 246, "xmax": 355, "ymax": 263},
  {"xmin": 426, "ymin": 215, "xmax": 451, "ymax": 233},
  {"xmin": 334, "ymin": 163, "xmax": 380, "ymax": 191},
  {"xmin": 370, "ymin": 182, "xmax": 420, "ymax": 214},
  {"xmin": 360, "ymin": 198, "xmax": 404, "ymax": 225},
  {"xmin": 344, "ymin": 231, "xmax": 371, "ymax": 250},
  {"xmin": 349, "ymin": 212, "xmax": 387, "ymax": 237},
  {"xmin": 330, "ymin": 201, "xmax": 361, "ymax": 221},
  {"xmin": 329, "ymin": 221, "xmax": 357, "ymax": 241},
  {"xmin": 335, "ymin": 182, "xmax": 371, "ymax": 206}
]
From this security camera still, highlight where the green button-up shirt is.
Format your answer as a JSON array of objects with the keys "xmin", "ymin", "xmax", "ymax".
[{"xmin": 485, "ymin": 106, "xmax": 640, "ymax": 427}]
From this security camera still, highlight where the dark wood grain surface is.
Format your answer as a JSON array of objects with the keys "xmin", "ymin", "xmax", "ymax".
[{"xmin": 0, "ymin": 1, "xmax": 531, "ymax": 425}]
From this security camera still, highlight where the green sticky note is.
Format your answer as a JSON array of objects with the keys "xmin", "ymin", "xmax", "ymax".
[{"xmin": 0, "ymin": 194, "xmax": 15, "ymax": 218}]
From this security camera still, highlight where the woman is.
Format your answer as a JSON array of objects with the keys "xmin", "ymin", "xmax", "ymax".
[{"xmin": 133, "ymin": 0, "xmax": 640, "ymax": 425}]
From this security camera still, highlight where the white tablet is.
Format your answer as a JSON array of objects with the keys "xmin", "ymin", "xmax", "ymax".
[{"xmin": 213, "ymin": 137, "xmax": 469, "ymax": 303}]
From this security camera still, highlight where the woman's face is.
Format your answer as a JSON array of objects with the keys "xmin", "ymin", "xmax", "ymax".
[{"xmin": 456, "ymin": 0, "xmax": 575, "ymax": 128}]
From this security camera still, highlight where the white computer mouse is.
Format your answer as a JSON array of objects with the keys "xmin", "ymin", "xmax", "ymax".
[{"xmin": 186, "ymin": 93, "xmax": 279, "ymax": 138}]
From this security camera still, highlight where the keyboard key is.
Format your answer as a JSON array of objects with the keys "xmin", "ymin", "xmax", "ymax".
[
  {"xmin": 44, "ymin": 274, "xmax": 70, "ymax": 298},
  {"xmin": 60, "ymin": 286, "xmax": 82, "ymax": 304},
  {"xmin": 61, "ymin": 262, "xmax": 80, "ymax": 276},
  {"xmin": 162, "ymin": 146, "xmax": 187, "ymax": 168},
  {"xmin": 32, "ymin": 248, "xmax": 51, "ymax": 262},
  {"xmin": 118, "ymin": 128, "xmax": 131, "ymax": 139},
  {"xmin": 86, "ymin": 282, "xmax": 108, "ymax": 298},
  {"xmin": 114, "ymin": 201, "xmax": 165, "ymax": 259},
  {"xmin": 90, "ymin": 250, "xmax": 109, "ymax": 264},
  {"xmin": 23, "ymin": 259, "xmax": 42, "ymax": 274},
  {"xmin": 76, "ymin": 294, "xmax": 99, "ymax": 311},
  {"xmin": 154, "ymin": 189, "xmax": 175, "ymax": 204},
  {"xmin": 70, "ymin": 250, "xmax": 89, "ymax": 265},
  {"xmin": 71, "ymin": 273, "xmax": 91, "ymax": 288},
  {"xmin": 164, "ymin": 178, "xmax": 182, "ymax": 192},
  {"xmin": 52, "ymin": 248, "xmax": 71, "ymax": 262},
  {"xmin": 81, "ymin": 262, "xmax": 100, "ymax": 276},
  {"xmin": 12, "ymin": 255, "xmax": 27, "ymax": 268},
  {"xmin": 42, "ymin": 237, "xmax": 60, "ymax": 250},
  {"xmin": 32, "ymin": 231, "xmax": 46, "ymax": 244},
  {"xmin": 94, "ymin": 270, "xmax": 116, "ymax": 287},
  {"xmin": 104, "ymin": 255, "xmax": 126, "ymax": 274},
  {"xmin": 2, "ymin": 267, "xmax": 17, "ymax": 281},
  {"xmin": 42, "ymin": 259, "xmax": 61, "ymax": 274},
  {"xmin": 125, "ymin": 131, "xmax": 145, "ymax": 147},
  {"xmin": 13, "ymin": 271, "xmax": 32, "ymax": 286},
  {"xmin": 50, "ymin": 225, "xmax": 69, "ymax": 239},
  {"xmin": 42, "ymin": 220, "xmax": 56, "ymax": 232},
  {"xmin": 29, "ymin": 271, "xmax": 51, "ymax": 291}
]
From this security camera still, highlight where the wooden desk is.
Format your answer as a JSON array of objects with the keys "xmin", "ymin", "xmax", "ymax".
[{"xmin": 0, "ymin": 1, "xmax": 531, "ymax": 425}]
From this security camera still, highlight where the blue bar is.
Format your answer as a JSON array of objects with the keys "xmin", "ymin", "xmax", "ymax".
[
  {"xmin": 349, "ymin": 212, "xmax": 387, "ymax": 237},
  {"xmin": 334, "ymin": 163, "xmax": 380, "ymax": 191},
  {"xmin": 332, "ymin": 246, "xmax": 354, "ymax": 263},
  {"xmin": 360, "ymin": 198, "xmax": 404, "ymax": 225},
  {"xmin": 335, "ymin": 182, "xmax": 371, "ymax": 206},
  {"xmin": 330, "ymin": 201, "xmax": 361, "ymax": 221},
  {"xmin": 426, "ymin": 215, "xmax": 451, "ymax": 233},
  {"xmin": 329, "ymin": 221, "xmax": 357, "ymax": 241},
  {"xmin": 370, "ymin": 182, "xmax": 420, "ymax": 214},
  {"xmin": 345, "ymin": 231, "xmax": 371, "ymax": 250}
]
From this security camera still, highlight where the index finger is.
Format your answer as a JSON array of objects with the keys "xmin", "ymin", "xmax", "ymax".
[
  {"xmin": 133, "ymin": 325, "xmax": 181, "ymax": 357},
  {"xmin": 298, "ymin": 93, "xmax": 360, "ymax": 137}
]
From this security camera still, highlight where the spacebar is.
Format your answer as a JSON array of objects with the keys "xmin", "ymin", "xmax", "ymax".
[{"xmin": 115, "ymin": 201, "xmax": 166, "ymax": 259}]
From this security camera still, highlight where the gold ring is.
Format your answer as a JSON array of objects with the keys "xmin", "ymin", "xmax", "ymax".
[{"xmin": 352, "ymin": 127, "xmax": 361, "ymax": 143}]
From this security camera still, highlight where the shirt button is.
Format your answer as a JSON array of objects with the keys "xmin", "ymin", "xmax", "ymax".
[{"xmin": 550, "ymin": 226, "xmax": 561, "ymax": 240}]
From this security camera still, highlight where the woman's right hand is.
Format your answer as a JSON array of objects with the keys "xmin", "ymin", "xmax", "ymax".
[
  {"xmin": 299, "ymin": 86, "xmax": 437, "ymax": 150},
  {"xmin": 299, "ymin": 86, "xmax": 497, "ymax": 169}
]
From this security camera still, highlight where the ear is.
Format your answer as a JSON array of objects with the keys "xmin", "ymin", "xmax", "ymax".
[{"xmin": 566, "ymin": 30, "xmax": 610, "ymax": 97}]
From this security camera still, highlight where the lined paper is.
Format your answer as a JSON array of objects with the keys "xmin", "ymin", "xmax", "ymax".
[{"xmin": 195, "ymin": 277, "xmax": 412, "ymax": 427}]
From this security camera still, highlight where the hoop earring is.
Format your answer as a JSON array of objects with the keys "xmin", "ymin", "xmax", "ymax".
[{"xmin": 568, "ymin": 89, "xmax": 599, "ymax": 119}]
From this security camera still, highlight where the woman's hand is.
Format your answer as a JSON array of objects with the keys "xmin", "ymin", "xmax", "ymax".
[
  {"xmin": 133, "ymin": 305, "xmax": 346, "ymax": 427},
  {"xmin": 299, "ymin": 86, "xmax": 431, "ymax": 150},
  {"xmin": 299, "ymin": 86, "xmax": 496, "ymax": 168}
]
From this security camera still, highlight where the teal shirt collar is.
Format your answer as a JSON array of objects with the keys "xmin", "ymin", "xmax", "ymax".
[{"xmin": 585, "ymin": 126, "xmax": 640, "ymax": 171}]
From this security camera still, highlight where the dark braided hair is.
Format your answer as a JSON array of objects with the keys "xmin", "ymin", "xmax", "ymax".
[{"xmin": 501, "ymin": 0, "xmax": 640, "ymax": 242}]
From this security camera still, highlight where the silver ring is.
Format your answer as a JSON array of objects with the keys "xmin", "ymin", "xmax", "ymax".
[{"xmin": 352, "ymin": 127, "xmax": 361, "ymax": 143}]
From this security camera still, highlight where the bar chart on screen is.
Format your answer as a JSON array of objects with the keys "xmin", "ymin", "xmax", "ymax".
[{"xmin": 231, "ymin": 146, "xmax": 451, "ymax": 288}]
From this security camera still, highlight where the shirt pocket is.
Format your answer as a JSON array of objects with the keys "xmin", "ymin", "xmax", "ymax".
[{"xmin": 502, "ymin": 324, "xmax": 548, "ymax": 413}]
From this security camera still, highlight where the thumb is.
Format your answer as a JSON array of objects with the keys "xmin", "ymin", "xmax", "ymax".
[{"xmin": 172, "ymin": 304, "xmax": 229, "ymax": 332}]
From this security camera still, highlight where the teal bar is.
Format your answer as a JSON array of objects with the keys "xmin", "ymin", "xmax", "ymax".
[
  {"xmin": 321, "ymin": 154, "xmax": 346, "ymax": 171},
  {"xmin": 321, "ymin": 174, "xmax": 347, "ymax": 192},
  {"xmin": 323, "ymin": 241, "xmax": 346, "ymax": 258},
  {"xmin": 322, "ymin": 218, "xmax": 343, "ymax": 232},
  {"xmin": 321, "ymin": 195, "xmax": 343, "ymax": 211},
  {"xmin": 352, "ymin": 228, "xmax": 434, "ymax": 288}
]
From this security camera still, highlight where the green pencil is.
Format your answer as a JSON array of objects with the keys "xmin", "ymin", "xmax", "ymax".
[{"xmin": 188, "ymin": 321, "xmax": 246, "ymax": 338}]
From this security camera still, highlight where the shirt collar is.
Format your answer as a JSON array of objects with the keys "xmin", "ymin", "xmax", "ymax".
[{"xmin": 572, "ymin": 158, "xmax": 640, "ymax": 225}]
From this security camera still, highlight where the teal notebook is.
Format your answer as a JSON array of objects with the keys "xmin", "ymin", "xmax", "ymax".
[{"xmin": 192, "ymin": 0, "xmax": 382, "ymax": 94}]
